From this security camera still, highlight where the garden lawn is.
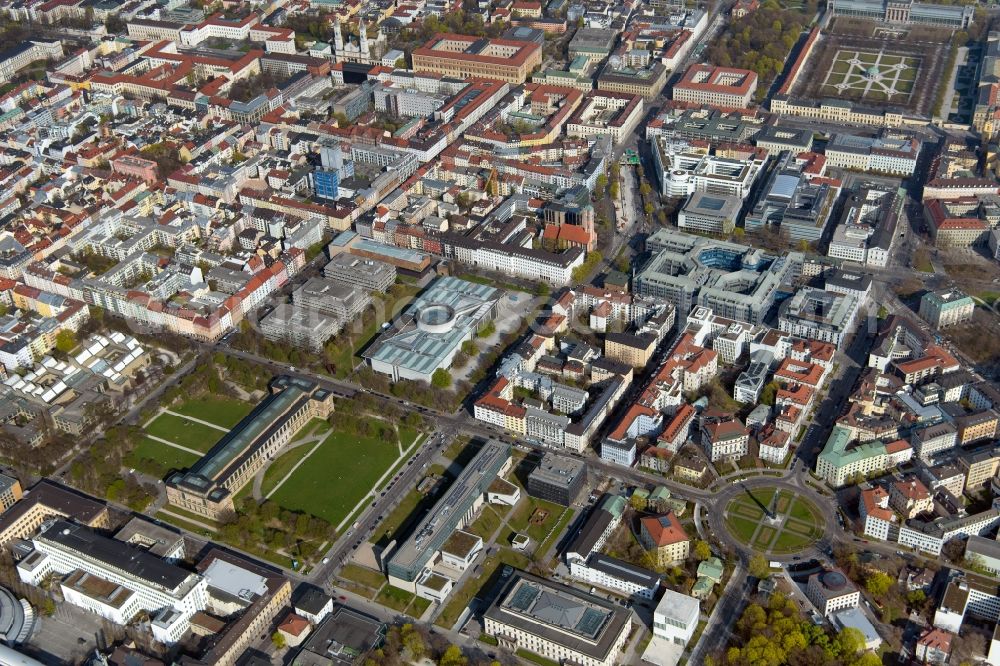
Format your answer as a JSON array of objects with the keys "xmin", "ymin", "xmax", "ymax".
[
  {"xmin": 125, "ymin": 437, "xmax": 201, "ymax": 477},
  {"xmin": 144, "ymin": 414, "xmax": 225, "ymax": 453},
  {"xmin": 507, "ymin": 496, "xmax": 566, "ymax": 542},
  {"xmin": 261, "ymin": 444, "xmax": 314, "ymax": 497},
  {"xmin": 269, "ymin": 426, "xmax": 405, "ymax": 526},
  {"xmin": 725, "ymin": 515, "xmax": 759, "ymax": 544},
  {"xmin": 169, "ymin": 397, "xmax": 254, "ymax": 429}
]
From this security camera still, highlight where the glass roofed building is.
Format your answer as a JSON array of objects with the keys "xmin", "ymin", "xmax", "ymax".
[
  {"xmin": 165, "ymin": 376, "xmax": 335, "ymax": 520},
  {"xmin": 483, "ymin": 570, "xmax": 632, "ymax": 666},
  {"xmin": 363, "ymin": 276, "xmax": 501, "ymax": 382}
]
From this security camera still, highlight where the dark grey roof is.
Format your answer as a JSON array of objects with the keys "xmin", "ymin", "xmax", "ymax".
[
  {"xmin": 293, "ymin": 584, "xmax": 331, "ymax": 615},
  {"xmin": 565, "ymin": 507, "xmax": 612, "ymax": 559},
  {"xmin": 39, "ymin": 520, "xmax": 192, "ymax": 590},
  {"xmin": 587, "ymin": 553, "xmax": 659, "ymax": 587}
]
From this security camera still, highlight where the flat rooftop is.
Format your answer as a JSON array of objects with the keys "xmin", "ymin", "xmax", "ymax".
[
  {"xmin": 387, "ymin": 440, "xmax": 510, "ymax": 581},
  {"xmin": 484, "ymin": 570, "xmax": 630, "ymax": 661}
]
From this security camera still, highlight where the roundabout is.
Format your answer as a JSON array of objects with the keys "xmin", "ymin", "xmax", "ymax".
[
  {"xmin": 705, "ymin": 477, "xmax": 831, "ymax": 558},
  {"xmin": 724, "ymin": 485, "xmax": 824, "ymax": 554}
]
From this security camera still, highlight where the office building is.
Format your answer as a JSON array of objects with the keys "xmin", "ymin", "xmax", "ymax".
[
  {"xmin": 965, "ymin": 535, "xmax": 1000, "ymax": 576},
  {"xmin": 527, "ymin": 454, "xmax": 586, "ymax": 506},
  {"xmin": 0, "ymin": 474, "xmax": 21, "ymax": 513},
  {"xmin": 919, "ymin": 289, "xmax": 975, "ymax": 329},
  {"xmin": 568, "ymin": 553, "xmax": 661, "ymax": 600},
  {"xmin": 651, "ymin": 139, "xmax": 765, "ymax": 199},
  {"xmin": 678, "ymin": 192, "xmax": 743, "ymax": 235},
  {"xmin": 18, "ymin": 520, "xmax": 207, "ymax": 645},
  {"xmin": 566, "ymin": 91, "xmax": 644, "ymax": 144},
  {"xmin": 259, "ymin": 303, "xmax": 342, "ymax": 352},
  {"xmin": 293, "ymin": 277, "xmax": 371, "ymax": 321},
  {"xmin": 672, "ymin": 64, "xmax": 758, "ymax": 108},
  {"xmin": 806, "ymin": 569, "xmax": 859, "ymax": 617},
  {"xmin": 0, "ymin": 480, "xmax": 110, "ymax": 546},
  {"xmin": 196, "ymin": 549, "xmax": 292, "ymax": 665},
  {"xmin": 827, "ymin": 186, "xmax": 901, "ymax": 268},
  {"xmin": 364, "ymin": 277, "xmax": 500, "ymax": 382},
  {"xmin": 778, "ymin": 288, "xmax": 860, "ymax": 346},
  {"xmin": 483, "ymin": 570, "xmax": 632, "ymax": 666},
  {"xmin": 564, "ymin": 495, "xmax": 628, "ymax": 564},
  {"xmin": 824, "ymin": 132, "xmax": 921, "ymax": 176},
  {"xmin": 166, "ymin": 377, "xmax": 335, "ymax": 520},
  {"xmin": 635, "ymin": 229, "xmax": 801, "ymax": 325},
  {"xmin": 412, "ymin": 34, "xmax": 542, "ymax": 83},
  {"xmin": 386, "ymin": 441, "xmax": 514, "ymax": 592},
  {"xmin": 295, "ymin": 605, "xmax": 387, "ymax": 664},
  {"xmin": 816, "ymin": 424, "xmax": 913, "ymax": 487},
  {"xmin": 323, "ymin": 253, "xmax": 396, "ymax": 292},
  {"xmin": 897, "ymin": 509, "xmax": 1000, "ymax": 556}
]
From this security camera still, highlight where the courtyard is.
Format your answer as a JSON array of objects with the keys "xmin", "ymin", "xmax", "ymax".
[{"xmin": 821, "ymin": 49, "xmax": 920, "ymax": 102}]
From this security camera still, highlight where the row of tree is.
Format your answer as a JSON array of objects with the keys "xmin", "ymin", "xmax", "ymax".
[
  {"xmin": 706, "ymin": 2, "xmax": 813, "ymax": 93},
  {"xmin": 708, "ymin": 592, "xmax": 881, "ymax": 666}
]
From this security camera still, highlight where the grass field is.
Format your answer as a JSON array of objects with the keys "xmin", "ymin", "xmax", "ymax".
[
  {"xmin": 724, "ymin": 488, "xmax": 823, "ymax": 554},
  {"xmin": 269, "ymin": 426, "xmax": 420, "ymax": 526},
  {"xmin": 132, "ymin": 397, "xmax": 256, "ymax": 478},
  {"xmin": 169, "ymin": 397, "xmax": 254, "ymax": 429},
  {"xmin": 507, "ymin": 496, "xmax": 566, "ymax": 543},
  {"xmin": 144, "ymin": 414, "xmax": 224, "ymax": 452},
  {"xmin": 125, "ymin": 437, "xmax": 201, "ymax": 477},
  {"xmin": 261, "ymin": 444, "xmax": 314, "ymax": 497}
]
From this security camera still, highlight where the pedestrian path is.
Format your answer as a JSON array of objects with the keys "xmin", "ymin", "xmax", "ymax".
[
  {"xmin": 334, "ymin": 432, "xmax": 425, "ymax": 534},
  {"xmin": 162, "ymin": 409, "xmax": 229, "ymax": 432},
  {"xmin": 158, "ymin": 508, "xmax": 217, "ymax": 532},
  {"xmin": 144, "ymin": 434, "xmax": 203, "ymax": 456}
]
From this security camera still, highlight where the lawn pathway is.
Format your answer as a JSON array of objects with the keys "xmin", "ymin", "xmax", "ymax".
[
  {"xmin": 250, "ymin": 431, "xmax": 330, "ymax": 501},
  {"xmin": 142, "ymin": 408, "xmax": 165, "ymax": 429},
  {"xmin": 162, "ymin": 409, "xmax": 229, "ymax": 432},
  {"xmin": 334, "ymin": 432, "xmax": 425, "ymax": 534},
  {"xmin": 144, "ymin": 434, "xmax": 203, "ymax": 456},
  {"xmin": 262, "ymin": 433, "xmax": 330, "ymax": 501},
  {"xmin": 158, "ymin": 508, "xmax": 217, "ymax": 532}
]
